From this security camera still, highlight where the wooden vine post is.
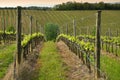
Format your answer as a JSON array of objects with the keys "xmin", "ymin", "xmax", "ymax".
[
  {"xmin": 16, "ymin": 6, "xmax": 22, "ymax": 65},
  {"xmin": 16, "ymin": 6, "xmax": 22, "ymax": 79},
  {"xmin": 30, "ymin": 16, "xmax": 33, "ymax": 35},
  {"xmin": 36, "ymin": 20, "xmax": 38, "ymax": 33},
  {"xmin": 30, "ymin": 16, "xmax": 33, "ymax": 51},
  {"xmin": 96, "ymin": 10, "xmax": 102, "ymax": 78},
  {"xmin": 73, "ymin": 19, "xmax": 76, "ymax": 37},
  {"xmin": 117, "ymin": 30, "xmax": 119, "ymax": 37},
  {"xmin": 3, "ymin": 16, "xmax": 6, "ymax": 44},
  {"xmin": 42, "ymin": 26, "xmax": 44, "ymax": 34},
  {"xmin": 108, "ymin": 28, "xmax": 111, "ymax": 38},
  {"xmin": 62, "ymin": 26, "xmax": 64, "ymax": 34},
  {"xmin": 87, "ymin": 26, "xmax": 89, "ymax": 35},
  {"xmin": 66, "ymin": 24, "xmax": 68, "ymax": 35},
  {"xmin": 2, "ymin": 10, "xmax": 6, "ymax": 45},
  {"xmin": 40, "ymin": 24, "xmax": 42, "ymax": 33}
]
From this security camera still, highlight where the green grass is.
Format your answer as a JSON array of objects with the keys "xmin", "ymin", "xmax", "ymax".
[
  {"xmin": 101, "ymin": 54, "xmax": 120, "ymax": 80},
  {"xmin": 36, "ymin": 41, "xmax": 66, "ymax": 80},
  {"xmin": 0, "ymin": 44, "xmax": 16, "ymax": 79}
]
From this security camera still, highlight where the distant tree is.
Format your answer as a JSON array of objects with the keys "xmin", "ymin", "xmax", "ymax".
[
  {"xmin": 53, "ymin": 1, "xmax": 120, "ymax": 10},
  {"xmin": 44, "ymin": 23, "xmax": 60, "ymax": 41},
  {"xmin": 97, "ymin": 2, "xmax": 105, "ymax": 10}
]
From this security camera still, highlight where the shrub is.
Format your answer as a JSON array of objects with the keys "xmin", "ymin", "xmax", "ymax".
[
  {"xmin": 6, "ymin": 26, "xmax": 15, "ymax": 33},
  {"xmin": 45, "ymin": 23, "xmax": 60, "ymax": 41}
]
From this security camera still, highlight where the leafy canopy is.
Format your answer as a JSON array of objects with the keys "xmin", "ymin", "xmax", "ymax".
[{"xmin": 45, "ymin": 23, "xmax": 59, "ymax": 41}]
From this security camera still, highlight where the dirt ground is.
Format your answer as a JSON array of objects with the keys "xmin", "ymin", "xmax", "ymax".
[{"xmin": 56, "ymin": 41, "xmax": 95, "ymax": 80}]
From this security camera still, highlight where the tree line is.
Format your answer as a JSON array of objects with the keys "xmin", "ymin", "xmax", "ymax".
[
  {"xmin": 53, "ymin": 1, "xmax": 120, "ymax": 10},
  {"xmin": 0, "ymin": 1, "xmax": 120, "ymax": 10},
  {"xmin": 0, "ymin": 7, "xmax": 51, "ymax": 10}
]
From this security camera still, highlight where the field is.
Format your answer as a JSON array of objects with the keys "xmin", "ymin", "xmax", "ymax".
[
  {"xmin": 0, "ymin": 10, "xmax": 120, "ymax": 35},
  {"xmin": 0, "ymin": 9, "xmax": 120, "ymax": 80}
]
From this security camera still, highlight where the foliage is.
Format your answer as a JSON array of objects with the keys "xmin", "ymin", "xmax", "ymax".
[
  {"xmin": 45, "ymin": 23, "xmax": 60, "ymax": 41},
  {"xmin": 57, "ymin": 34, "xmax": 94, "ymax": 51},
  {"xmin": 6, "ymin": 26, "xmax": 15, "ymax": 33},
  {"xmin": 21, "ymin": 33, "xmax": 44, "ymax": 47},
  {"xmin": 0, "ymin": 30, "xmax": 15, "ymax": 35},
  {"xmin": 23, "ymin": 6, "xmax": 51, "ymax": 10},
  {"xmin": 54, "ymin": 1, "xmax": 120, "ymax": 10},
  {"xmin": 77, "ymin": 34, "xmax": 120, "ymax": 45}
]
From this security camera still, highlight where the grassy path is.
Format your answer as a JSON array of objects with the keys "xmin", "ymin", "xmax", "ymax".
[
  {"xmin": 34, "ymin": 40, "xmax": 120, "ymax": 80},
  {"xmin": 0, "ymin": 44, "xmax": 16, "ymax": 79},
  {"xmin": 101, "ymin": 54, "xmax": 120, "ymax": 80},
  {"xmin": 36, "ymin": 41, "xmax": 66, "ymax": 80},
  {"xmin": 35, "ymin": 41, "xmax": 95, "ymax": 80}
]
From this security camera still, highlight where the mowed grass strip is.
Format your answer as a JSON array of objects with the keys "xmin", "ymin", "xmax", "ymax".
[
  {"xmin": 0, "ymin": 44, "xmax": 16, "ymax": 79},
  {"xmin": 38, "ymin": 41, "xmax": 66, "ymax": 80},
  {"xmin": 101, "ymin": 54, "xmax": 120, "ymax": 80}
]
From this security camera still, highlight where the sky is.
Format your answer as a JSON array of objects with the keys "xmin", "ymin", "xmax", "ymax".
[{"xmin": 0, "ymin": 0, "xmax": 120, "ymax": 7}]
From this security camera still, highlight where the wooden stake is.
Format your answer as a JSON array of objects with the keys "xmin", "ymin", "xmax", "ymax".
[
  {"xmin": 3, "ymin": 16, "xmax": 5, "ymax": 44},
  {"xmin": 87, "ymin": 26, "xmax": 89, "ymax": 35},
  {"xmin": 36, "ymin": 20, "xmax": 38, "ymax": 33},
  {"xmin": 29, "ymin": 16, "xmax": 33, "ymax": 52},
  {"xmin": 40, "ymin": 24, "xmax": 41, "ymax": 33},
  {"xmin": 117, "ymin": 29, "xmax": 119, "ymax": 37},
  {"xmin": 96, "ymin": 10, "xmax": 102, "ymax": 78},
  {"xmin": 108, "ymin": 28, "xmax": 111, "ymax": 38},
  {"xmin": 16, "ymin": 6, "xmax": 22, "ymax": 64},
  {"xmin": 73, "ymin": 19, "xmax": 76, "ymax": 37},
  {"xmin": 66, "ymin": 24, "xmax": 68, "ymax": 35},
  {"xmin": 62, "ymin": 26, "xmax": 64, "ymax": 34},
  {"xmin": 30, "ymin": 16, "xmax": 32, "ymax": 35}
]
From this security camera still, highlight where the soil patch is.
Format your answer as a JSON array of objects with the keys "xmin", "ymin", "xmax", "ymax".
[{"xmin": 56, "ymin": 41, "xmax": 95, "ymax": 80}]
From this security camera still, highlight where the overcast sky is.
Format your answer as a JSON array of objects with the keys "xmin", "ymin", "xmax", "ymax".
[{"xmin": 0, "ymin": 0, "xmax": 120, "ymax": 7}]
